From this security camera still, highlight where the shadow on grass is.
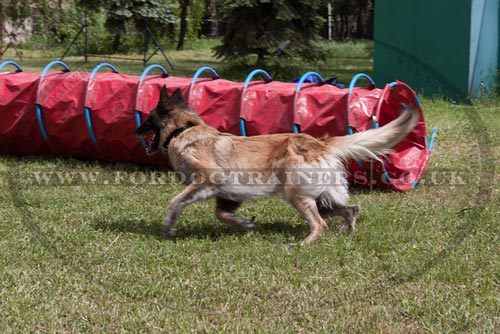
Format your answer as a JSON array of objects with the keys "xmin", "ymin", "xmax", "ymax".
[{"xmin": 93, "ymin": 218, "xmax": 309, "ymax": 242}]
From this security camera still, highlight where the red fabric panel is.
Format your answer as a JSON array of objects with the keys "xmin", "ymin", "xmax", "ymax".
[
  {"xmin": 0, "ymin": 72, "xmax": 50, "ymax": 155},
  {"xmin": 84, "ymin": 72, "xmax": 145, "ymax": 163},
  {"xmin": 188, "ymin": 79, "xmax": 242, "ymax": 135},
  {"xmin": 347, "ymin": 81, "xmax": 430, "ymax": 191},
  {"xmin": 348, "ymin": 87, "xmax": 382, "ymax": 131},
  {"xmin": 35, "ymin": 71, "xmax": 92, "ymax": 158},
  {"xmin": 0, "ymin": 69, "xmax": 431, "ymax": 191},
  {"xmin": 240, "ymin": 81, "xmax": 296, "ymax": 136},
  {"xmin": 295, "ymin": 83, "xmax": 349, "ymax": 137}
]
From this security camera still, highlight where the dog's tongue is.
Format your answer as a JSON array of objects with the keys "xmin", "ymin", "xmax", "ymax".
[
  {"xmin": 140, "ymin": 134, "xmax": 152, "ymax": 154},
  {"xmin": 146, "ymin": 139, "xmax": 154, "ymax": 155}
]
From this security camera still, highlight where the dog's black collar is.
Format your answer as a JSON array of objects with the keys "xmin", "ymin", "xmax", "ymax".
[{"xmin": 163, "ymin": 122, "xmax": 195, "ymax": 150}]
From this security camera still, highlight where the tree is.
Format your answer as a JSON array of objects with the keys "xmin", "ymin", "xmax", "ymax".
[
  {"xmin": 332, "ymin": 0, "xmax": 355, "ymax": 40},
  {"xmin": 2, "ymin": 0, "xmax": 65, "ymax": 48},
  {"xmin": 332, "ymin": 0, "xmax": 373, "ymax": 40},
  {"xmin": 202, "ymin": 0, "xmax": 217, "ymax": 38},
  {"xmin": 104, "ymin": 0, "xmax": 177, "ymax": 52},
  {"xmin": 176, "ymin": 0, "xmax": 205, "ymax": 50},
  {"xmin": 2, "ymin": 1, "xmax": 31, "ymax": 26},
  {"xmin": 214, "ymin": 0, "xmax": 325, "ymax": 66},
  {"xmin": 355, "ymin": 0, "xmax": 373, "ymax": 38},
  {"xmin": 176, "ymin": 0, "xmax": 189, "ymax": 50}
]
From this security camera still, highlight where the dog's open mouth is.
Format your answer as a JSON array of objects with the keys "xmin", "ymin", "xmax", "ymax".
[
  {"xmin": 146, "ymin": 132, "xmax": 160, "ymax": 155},
  {"xmin": 135, "ymin": 130, "xmax": 160, "ymax": 155}
]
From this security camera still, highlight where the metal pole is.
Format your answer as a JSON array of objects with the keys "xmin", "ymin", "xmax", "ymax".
[
  {"xmin": 84, "ymin": 6, "xmax": 88, "ymax": 62},
  {"xmin": 0, "ymin": 3, "xmax": 3, "ymax": 60},
  {"xmin": 328, "ymin": 0, "xmax": 332, "ymax": 41},
  {"xmin": 144, "ymin": 20, "xmax": 174, "ymax": 69},
  {"xmin": 143, "ymin": 20, "xmax": 149, "ymax": 66}
]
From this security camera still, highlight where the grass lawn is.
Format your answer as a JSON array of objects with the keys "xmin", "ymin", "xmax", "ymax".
[{"xmin": 1, "ymin": 41, "xmax": 499, "ymax": 333}]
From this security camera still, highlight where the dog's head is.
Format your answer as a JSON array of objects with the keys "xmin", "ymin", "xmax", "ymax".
[{"xmin": 133, "ymin": 86, "xmax": 199, "ymax": 155}]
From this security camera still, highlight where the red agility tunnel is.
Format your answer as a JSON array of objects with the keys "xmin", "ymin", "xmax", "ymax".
[{"xmin": 0, "ymin": 60, "xmax": 437, "ymax": 191}]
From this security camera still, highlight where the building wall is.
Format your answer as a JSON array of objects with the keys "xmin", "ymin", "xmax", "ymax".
[{"xmin": 374, "ymin": 0, "xmax": 499, "ymax": 100}]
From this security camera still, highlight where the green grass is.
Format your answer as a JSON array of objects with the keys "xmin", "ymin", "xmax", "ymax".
[
  {"xmin": 5, "ymin": 38, "xmax": 371, "ymax": 83},
  {"xmin": 1, "ymin": 42, "xmax": 499, "ymax": 333}
]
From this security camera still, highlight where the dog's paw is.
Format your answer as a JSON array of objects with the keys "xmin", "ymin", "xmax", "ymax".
[
  {"xmin": 232, "ymin": 217, "xmax": 255, "ymax": 230},
  {"xmin": 239, "ymin": 221, "xmax": 255, "ymax": 230},
  {"xmin": 340, "ymin": 224, "xmax": 351, "ymax": 233},
  {"xmin": 341, "ymin": 222, "xmax": 355, "ymax": 233},
  {"xmin": 341, "ymin": 205, "xmax": 358, "ymax": 233},
  {"xmin": 161, "ymin": 225, "xmax": 177, "ymax": 240}
]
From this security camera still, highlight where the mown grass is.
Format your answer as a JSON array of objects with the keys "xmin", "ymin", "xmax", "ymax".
[{"xmin": 1, "ymin": 41, "xmax": 499, "ymax": 333}]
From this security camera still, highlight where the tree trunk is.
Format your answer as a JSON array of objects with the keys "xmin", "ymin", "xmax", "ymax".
[
  {"xmin": 204, "ymin": 0, "xmax": 217, "ymax": 38},
  {"xmin": 177, "ymin": 0, "xmax": 189, "ymax": 50},
  {"xmin": 357, "ymin": 0, "xmax": 374, "ymax": 38},
  {"xmin": 340, "ymin": 15, "xmax": 349, "ymax": 41},
  {"xmin": 112, "ymin": 33, "xmax": 121, "ymax": 53},
  {"xmin": 256, "ymin": 49, "xmax": 266, "ymax": 66}
]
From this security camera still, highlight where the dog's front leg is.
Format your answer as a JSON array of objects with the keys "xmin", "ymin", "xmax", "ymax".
[{"xmin": 162, "ymin": 184, "xmax": 217, "ymax": 239}]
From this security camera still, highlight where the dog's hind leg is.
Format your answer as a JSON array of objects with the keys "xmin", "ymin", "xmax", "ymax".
[
  {"xmin": 215, "ymin": 197, "xmax": 254, "ymax": 230},
  {"xmin": 162, "ymin": 184, "xmax": 217, "ymax": 239},
  {"xmin": 317, "ymin": 204, "xmax": 359, "ymax": 233},
  {"xmin": 288, "ymin": 195, "xmax": 328, "ymax": 245}
]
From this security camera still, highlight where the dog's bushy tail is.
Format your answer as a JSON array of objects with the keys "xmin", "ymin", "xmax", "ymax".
[{"xmin": 327, "ymin": 105, "xmax": 420, "ymax": 163}]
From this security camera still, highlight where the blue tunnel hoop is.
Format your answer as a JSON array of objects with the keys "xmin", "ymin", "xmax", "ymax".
[
  {"xmin": 295, "ymin": 71, "xmax": 324, "ymax": 92},
  {"xmin": 348, "ymin": 73, "xmax": 376, "ymax": 93},
  {"xmin": 89, "ymin": 62, "xmax": 119, "ymax": 81},
  {"xmin": 188, "ymin": 66, "xmax": 220, "ymax": 102},
  {"xmin": 428, "ymin": 126, "xmax": 438, "ymax": 151},
  {"xmin": 243, "ymin": 69, "xmax": 272, "ymax": 87},
  {"xmin": 346, "ymin": 72, "xmax": 376, "ymax": 135},
  {"xmin": 0, "ymin": 60, "xmax": 23, "ymax": 72},
  {"xmin": 371, "ymin": 81, "xmax": 399, "ymax": 130},
  {"xmin": 190, "ymin": 66, "xmax": 220, "ymax": 86},
  {"xmin": 84, "ymin": 63, "xmax": 120, "ymax": 143},
  {"xmin": 40, "ymin": 60, "xmax": 70, "ymax": 78},
  {"xmin": 404, "ymin": 88, "xmax": 437, "ymax": 152},
  {"xmin": 239, "ymin": 69, "xmax": 273, "ymax": 136},
  {"xmin": 374, "ymin": 81, "xmax": 396, "ymax": 185},
  {"xmin": 135, "ymin": 64, "xmax": 169, "ymax": 147},
  {"xmin": 36, "ymin": 61, "xmax": 71, "ymax": 140},
  {"xmin": 369, "ymin": 80, "xmax": 436, "ymax": 188},
  {"xmin": 292, "ymin": 71, "xmax": 324, "ymax": 133},
  {"xmin": 346, "ymin": 73, "xmax": 376, "ymax": 169},
  {"xmin": 139, "ymin": 64, "xmax": 169, "ymax": 82}
]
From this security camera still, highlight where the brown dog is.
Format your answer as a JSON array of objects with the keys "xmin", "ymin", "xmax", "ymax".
[{"xmin": 134, "ymin": 86, "xmax": 419, "ymax": 245}]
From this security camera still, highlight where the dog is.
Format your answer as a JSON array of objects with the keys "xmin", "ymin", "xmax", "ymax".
[{"xmin": 134, "ymin": 86, "xmax": 420, "ymax": 245}]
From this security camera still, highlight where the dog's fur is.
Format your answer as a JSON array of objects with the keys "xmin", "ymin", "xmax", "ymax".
[{"xmin": 134, "ymin": 86, "xmax": 420, "ymax": 245}]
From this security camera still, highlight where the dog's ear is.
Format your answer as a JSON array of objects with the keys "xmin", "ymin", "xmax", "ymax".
[
  {"xmin": 157, "ymin": 87, "xmax": 187, "ymax": 116},
  {"xmin": 157, "ymin": 85, "xmax": 172, "ymax": 116},
  {"xmin": 170, "ymin": 88, "xmax": 187, "ymax": 107}
]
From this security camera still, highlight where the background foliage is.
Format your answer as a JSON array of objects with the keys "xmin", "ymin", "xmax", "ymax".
[
  {"xmin": 1, "ymin": 0, "xmax": 374, "ymax": 64},
  {"xmin": 214, "ymin": 0, "xmax": 326, "ymax": 65}
]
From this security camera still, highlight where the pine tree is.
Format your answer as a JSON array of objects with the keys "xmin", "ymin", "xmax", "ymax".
[{"xmin": 214, "ymin": 0, "xmax": 325, "ymax": 66}]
